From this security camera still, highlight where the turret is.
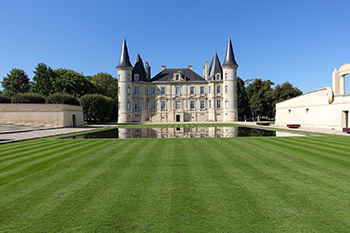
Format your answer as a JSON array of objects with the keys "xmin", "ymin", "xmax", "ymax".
[
  {"xmin": 208, "ymin": 52, "xmax": 222, "ymax": 81},
  {"xmin": 117, "ymin": 38, "xmax": 133, "ymax": 123},
  {"xmin": 132, "ymin": 54, "xmax": 146, "ymax": 82},
  {"xmin": 222, "ymin": 37, "xmax": 238, "ymax": 122}
]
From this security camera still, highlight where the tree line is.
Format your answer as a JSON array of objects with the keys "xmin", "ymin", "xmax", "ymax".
[
  {"xmin": 1, "ymin": 63, "xmax": 302, "ymax": 122},
  {"xmin": 237, "ymin": 77, "xmax": 302, "ymax": 121},
  {"xmin": 0, "ymin": 63, "xmax": 118, "ymax": 123}
]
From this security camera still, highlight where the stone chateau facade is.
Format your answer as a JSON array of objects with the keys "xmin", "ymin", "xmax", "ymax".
[{"xmin": 117, "ymin": 38, "xmax": 238, "ymax": 123}]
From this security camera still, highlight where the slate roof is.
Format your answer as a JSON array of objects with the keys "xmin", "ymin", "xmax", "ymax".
[
  {"xmin": 132, "ymin": 54, "xmax": 147, "ymax": 81},
  {"xmin": 151, "ymin": 68, "xmax": 206, "ymax": 82},
  {"xmin": 117, "ymin": 38, "xmax": 132, "ymax": 68},
  {"xmin": 208, "ymin": 52, "xmax": 222, "ymax": 80},
  {"xmin": 222, "ymin": 37, "xmax": 238, "ymax": 67}
]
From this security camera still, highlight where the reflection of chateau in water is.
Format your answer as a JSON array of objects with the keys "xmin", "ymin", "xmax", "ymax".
[
  {"xmin": 67, "ymin": 127, "xmax": 309, "ymax": 139},
  {"xmin": 119, "ymin": 127, "xmax": 239, "ymax": 139}
]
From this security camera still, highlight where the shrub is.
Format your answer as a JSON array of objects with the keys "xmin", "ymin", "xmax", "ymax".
[
  {"xmin": 0, "ymin": 94, "xmax": 11, "ymax": 103},
  {"xmin": 80, "ymin": 94, "xmax": 114, "ymax": 123},
  {"xmin": 47, "ymin": 93, "xmax": 80, "ymax": 106},
  {"xmin": 11, "ymin": 93, "xmax": 46, "ymax": 103}
]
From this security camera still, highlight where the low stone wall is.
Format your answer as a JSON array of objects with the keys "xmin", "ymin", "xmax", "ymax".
[{"xmin": 0, "ymin": 104, "xmax": 84, "ymax": 127}]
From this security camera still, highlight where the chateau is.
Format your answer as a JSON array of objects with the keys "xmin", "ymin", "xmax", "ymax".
[{"xmin": 117, "ymin": 38, "xmax": 238, "ymax": 123}]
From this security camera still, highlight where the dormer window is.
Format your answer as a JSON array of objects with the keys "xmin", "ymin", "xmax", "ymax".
[
  {"xmin": 216, "ymin": 74, "xmax": 221, "ymax": 80},
  {"xmin": 174, "ymin": 72, "xmax": 182, "ymax": 81},
  {"xmin": 134, "ymin": 74, "xmax": 139, "ymax": 82}
]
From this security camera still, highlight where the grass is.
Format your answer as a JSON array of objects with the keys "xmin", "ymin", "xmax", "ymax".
[{"xmin": 1, "ymin": 125, "xmax": 350, "ymax": 232}]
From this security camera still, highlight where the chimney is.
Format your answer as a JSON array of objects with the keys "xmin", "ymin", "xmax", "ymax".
[
  {"xmin": 162, "ymin": 65, "xmax": 166, "ymax": 71},
  {"xmin": 146, "ymin": 62, "xmax": 151, "ymax": 81},
  {"xmin": 188, "ymin": 65, "xmax": 193, "ymax": 70},
  {"xmin": 203, "ymin": 61, "xmax": 209, "ymax": 80}
]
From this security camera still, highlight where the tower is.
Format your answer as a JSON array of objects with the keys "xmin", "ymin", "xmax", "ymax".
[
  {"xmin": 117, "ymin": 38, "xmax": 133, "ymax": 123},
  {"xmin": 207, "ymin": 52, "xmax": 223, "ymax": 121},
  {"xmin": 222, "ymin": 37, "xmax": 238, "ymax": 121}
]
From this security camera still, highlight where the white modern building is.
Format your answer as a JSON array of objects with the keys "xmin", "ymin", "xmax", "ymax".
[
  {"xmin": 275, "ymin": 64, "xmax": 350, "ymax": 132},
  {"xmin": 117, "ymin": 38, "xmax": 239, "ymax": 123}
]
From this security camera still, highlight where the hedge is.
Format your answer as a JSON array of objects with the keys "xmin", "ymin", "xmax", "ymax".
[
  {"xmin": 47, "ymin": 93, "xmax": 80, "ymax": 106},
  {"xmin": 0, "ymin": 94, "xmax": 11, "ymax": 103},
  {"xmin": 80, "ymin": 94, "xmax": 114, "ymax": 123},
  {"xmin": 11, "ymin": 93, "xmax": 46, "ymax": 103}
]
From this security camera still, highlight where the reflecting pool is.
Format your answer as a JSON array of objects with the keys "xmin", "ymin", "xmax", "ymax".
[{"xmin": 62, "ymin": 127, "xmax": 310, "ymax": 139}]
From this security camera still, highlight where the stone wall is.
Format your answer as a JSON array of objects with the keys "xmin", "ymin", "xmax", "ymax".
[
  {"xmin": 275, "ymin": 88, "xmax": 350, "ymax": 131},
  {"xmin": 0, "ymin": 104, "xmax": 84, "ymax": 127}
]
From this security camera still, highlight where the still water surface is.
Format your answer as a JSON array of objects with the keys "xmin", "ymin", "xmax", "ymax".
[{"xmin": 64, "ymin": 127, "xmax": 308, "ymax": 139}]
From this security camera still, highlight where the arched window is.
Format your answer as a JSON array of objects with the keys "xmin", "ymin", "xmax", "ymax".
[
  {"xmin": 225, "ymin": 86, "xmax": 228, "ymax": 94},
  {"xmin": 134, "ymin": 74, "xmax": 139, "ymax": 82}
]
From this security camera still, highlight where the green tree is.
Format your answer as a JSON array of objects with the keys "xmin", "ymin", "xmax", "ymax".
[
  {"xmin": 237, "ymin": 77, "xmax": 251, "ymax": 121},
  {"xmin": 52, "ymin": 69, "xmax": 96, "ymax": 97},
  {"xmin": 273, "ymin": 81, "xmax": 302, "ymax": 113},
  {"xmin": 273, "ymin": 82, "xmax": 302, "ymax": 103},
  {"xmin": 246, "ymin": 78, "xmax": 274, "ymax": 120},
  {"xmin": 30, "ymin": 63, "xmax": 57, "ymax": 96},
  {"xmin": 1, "ymin": 68, "xmax": 30, "ymax": 96},
  {"xmin": 87, "ymin": 72, "xmax": 118, "ymax": 98}
]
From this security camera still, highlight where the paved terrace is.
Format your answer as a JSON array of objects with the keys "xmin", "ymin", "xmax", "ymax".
[
  {"xmin": 0, "ymin": 122, "xmax": 349, "ymax": 144},
  {"xmin": 0, "ymin": 124, "xmax": 112, "ymax": 144}
]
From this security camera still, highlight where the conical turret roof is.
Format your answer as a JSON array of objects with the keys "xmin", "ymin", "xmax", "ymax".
[
  {"xmin": 222, "ymin": 37, "xmax": 238, "ymax": 67},
  {"xmin": 208, "ymin": 52, "xmax": 222, "ymax": 80},
  {"xmin": 117, "ymin": 38, "xmax": 132, "ymax": 68},
  {"xmin": 132, "ymin": 54, "xmax": 147, "ymax": 81}
]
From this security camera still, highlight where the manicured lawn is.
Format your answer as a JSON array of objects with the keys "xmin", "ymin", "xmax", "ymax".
[{"xmin": 1, "ymin": 126, "xmax": 350, "ymax": 232}]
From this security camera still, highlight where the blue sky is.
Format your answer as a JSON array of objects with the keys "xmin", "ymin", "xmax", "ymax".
[{"xmin": 1, "ymin": 0, "xmax": 349, "ymax": 93}]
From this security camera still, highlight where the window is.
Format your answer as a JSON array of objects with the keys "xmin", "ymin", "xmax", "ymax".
[
  {"xmin": 190, "ymin": 86, "xmax": 195, "ymax": 95},
  {"xmin": 225, "ymin": 100, "xmax": 228, "ymax": 109},
  {"xmin": 127, "ymin": 87, "xmax": 130, "ymax": 95},
  {"xmin": 175, "ymin": 86, "xmax": 180, "ymax": 95},
  {"xmin": 161, "ymin": 101, "xmax": 166, "ymax": 110},
  {"xmin": 217, "ymin": 85, "xmax": 221, "ymax": 94},
  {"xmin": 225, "ymin": 86, "xmax": 228, "ymax": 94},
  {"xmin": 151, "ymin": 101, "xmax": 156, "ymax": 110},
  {"xmin": 151, "ymin": 87, "xmax": 155, "ymax": 95},
  {"xmin": 216, "ymin": 100, "xmax": 221, "ymax": 109},
  {"xmin": 134, "ymin": 101, "xmax": 140, "ymax": 110},
  {"xmin": 190, "ymin": 100, "xmax": 195, "ymax": 109},
  {"xmin": 216, "ymin": 74, "xmax": 220, "ymax": 80},
  {"xmin": 225, "ymin": 73, "xmax": 228, "ymax": 80},
  {"xmin": 176, "ymin": 74, "xmax": 179, "ymax": 80},
  {"xmin": 209, "ymin": 86, "xmax": 211, "ymax": 94},
  {"xmin": 134, "ymin": 74, "xmax": 139, "ymax": 82},
  {"xmin": 200, "ymin": 100, "xmax": 205, "ymax": 109},
  {"xmin": 127, "ymin": 102, "xmax": 131, "ymax": 110},
  {"xmin": 134, "ymin": 87, "xmax": 139, "ymax": 95},
  {"xmin": 200, "ymin": 86, "xmax": 204, "ymax": 94},
  {"xmin": 161, "ymin": 87, "xmax": 165, "ymax": 95},
  {"xmin": 209, "ymin": 100, "xmax": 212, "ymax": 109},
  {"xmin": 175, "ymin": 101, "xmax": 181, "ymax": 110}
]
